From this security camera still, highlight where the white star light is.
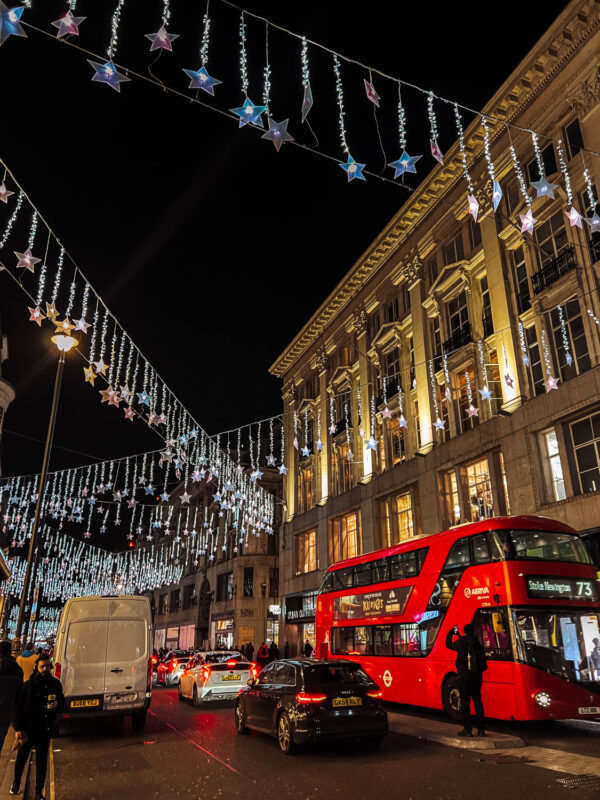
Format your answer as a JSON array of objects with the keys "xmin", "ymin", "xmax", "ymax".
[
  {"xmin": 546, "ymin": 375, "xmax": 559, "ymax": 392},
  {"xmin": 565, "ymin": 206, "xmax": 583, "ymax": 229},
  {"xmin": 519, "ymin": 208, "xmax": 537, "ymax": 235},
  {"xmin": 467, "ymin": 194, "xmax": 479, "ymax": 221},
  {"xmin": 365, "ymin": 437, "xmax": 378, "ymax": 451},
  {"xmin": 434, "ymin": 417, "xmax": 445, "ymax": 431}
]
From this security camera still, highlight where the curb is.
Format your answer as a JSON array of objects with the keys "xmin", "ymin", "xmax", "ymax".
[
  {"xmin": 0, "ymin": 731, "xmax": 33, "ymax": 797},
  {"xmin": 387, "ymin": 711, "xmax": 526, "ymax": 750}
]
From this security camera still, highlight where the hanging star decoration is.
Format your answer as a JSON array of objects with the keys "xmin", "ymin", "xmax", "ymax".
[
  {"xmin": 0, "ymin": 183, "xmax": 14, "ymax": 203},
  {"xmin": 504, "ymin": 373, "xmax": 514, "ymax": 389},
  {"xmin": 434, "ymin": 417, "xmax": 445, "ymax": 431},
  {"xmin": 278, "ymin": 464, "xmax": 288, "ymax": 475},
  {"xmin": 492, "ymin": 180, "xmax": 503, "ymax": 212},
  {"xmin": 430, "ymin": 139, "xmax": 444, "ymax": 165},
  {"xmin": 585, "ymin": 211, "xmax": 600, "ymax": 234},
  {"xmin": 45, "ymin": 301, "xmax": 59, "ymax": 323},
  {"xmin": 340, "ymin": 155, "xmax": 366, "ymax": 182},
  {"xmin": 301, "ymin": 445, "xmax": 310, "ymax": 458},
  {"xmin": 365, "ymin": 436, "xmax": 378, "ymax": 451},
  {"xmin": 137, "ymin": 390, "xmax": 151, "ymax": 406},
  {"xmin": 519, "ymin": 208, "xmax": 537, "ymax": 235},
  {"xmin": 479, "ymin": 385, "xmax": 492, "ymax": 401},
  {"xmin": 531, "ymin": 176, "xmax": 558, "ymax": 199},
  {"xmin": 93, "ymin": 358, "xmax": 108, "ymax": 376},
  {"xmin": 88, "ymin": 60, "xmax": 131, "ymax": 92},
  {"xmin": 99, "ymin": 385, "xmax": 118, "ymax": 404},
  {"xmin": 56, "ymin": 317, "xmax": 75, "ymax": 334},
  {"xmin": 545, "ymin": 375, "xmax": 558, "ymax": 392},
  {"xmin": 329, "ymin": 422, "xmax": 337, "ymax": 435},
  {"xmin": 363, "ymin": 79, "xmax": 380, "ymax": 107},
  {"xmin": 301, "ymin": 83, "xmax": 313, "ymax": 123},
  {"xmin": 28, "ymin": 306, "xmax": 44, "ymax": 326},
  {"xmin": 398, "ymin": 414, "xmax": 408, "ymax": 428},
  {"xmin": 566, "ymin": 352, "xmax": 573, "ymax": 367},
  {"xmin": 229, "ymin": 98, "xmax": 266, "ymax": 128},
  {"xmin": 14, "ymin": 248, "xmax": 41, "ymax": 273},
  {"xmin": 388, "ymin": 151, "xmax": 422, "ymax": 179},
  {"xmin": 467, "ymin": 194, "xmax": 479, "ymax": 222},
  {"xmin": 261, "ymin": 118, "xmax": 294, "ymax": 152},
  {"xmin": 382, "ymin": 407, "xmax": 392, "ymax": 420},
  {"xmin": 561, "ymin": 206, "xmax": 582, "ymax": 229},
  {"xmin": 179, "ymin": 490, "xmax": 192, "ymax": 504},
  {"xmin": 266, "ymin": 453, "xmax": 276, "ymax": 466},
  {"xmin": 146, "ymin": 25, "xmax": 179, "ymax": 51},
  {"xmin": 467, "ymin": 404, "xmax": 479, "ymax": 418},
  {"xmin": 74, "ymin": 317, "xmax": 90, "ymax": 333},
  {"xmin": 182, "ymin": 66, "xmax": 222, "ymax": 96},
  {"xmin": 316, "ymin": 439, "xmax": 323, "ymax": 452},
  {"xmin": 52, "ymin": 10, "xmax": 85, "ymax": 38},
  {"xmin": 0, "ymin": 2, "xmax": 26, "ymax": 45}
]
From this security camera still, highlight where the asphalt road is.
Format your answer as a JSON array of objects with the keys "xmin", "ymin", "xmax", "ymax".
[{"xmin": 49, "ymin": 688, "xmax": 600, "ymax": 800}]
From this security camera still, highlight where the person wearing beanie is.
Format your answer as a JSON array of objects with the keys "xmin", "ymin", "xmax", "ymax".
[{"xmin": 16, "ymin": 642, "xmax": 38, "ymax": 682}]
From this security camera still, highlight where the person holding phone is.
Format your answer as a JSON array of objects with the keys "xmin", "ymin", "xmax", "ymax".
[{"xmin": 445, "ymin": 623, "xmax": 487, "ymax": 737}]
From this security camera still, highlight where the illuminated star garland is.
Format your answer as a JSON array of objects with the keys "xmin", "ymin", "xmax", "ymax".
[
  {"xmin": 481, "ymin": 115, "xmax": 502, "ymax": 212},
  {"xmin": 454, "ymin": 102, "xmax": 478, "ymax": 221},
  {"xmin": 541, "ymin": 329, "xmax": 558, "ymax": 392},
  {"xmin": 465, "ymin": 369, "xmax": 478, "ymax": 418},
  {"xmin": 429, "ymin": 358, "xmax": 444, "ymax": 431},
  {"xmin": 557, "ymin": 305, "xmax": 573, "ymax": 367},
  {"xmin": 477, "ymin": 340, "xmax": 491, "ymax": 401},
  {"xmin": 518, "ymin": 321, "xmax": 530, "ymax": 367},
  {"xmin": 428, "ymin": 91, "xmax": 443, "ymax": 165},
  {"xmin": 300, "ymin": 35, "xmax": 313, "ymax": 122},
  {"xmin": 556, "ymin": 138, "xmax": 582, "ymax": 228},
  {"xmin": 334, "ymin": 55, "xmax": 365, "ymax": 182}
]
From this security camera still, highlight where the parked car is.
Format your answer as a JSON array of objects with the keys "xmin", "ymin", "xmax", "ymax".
[
  {"xmin": 53, "ymin": 595, "xmax": 152, "ymax": 731},
  {"xmin": 156, "ymin": 650, "xmax": 194, "ymax": 687},
  {"xmin": 234, "ymin": 659, "xmax": 388, "ymax": 754},
  {"xmin": 179, "ymin": 650, "xmax": 257, "ymax": 705}
]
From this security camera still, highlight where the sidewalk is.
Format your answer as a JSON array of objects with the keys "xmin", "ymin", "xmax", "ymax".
[
  {"xmin": 0, "ymin": 728, "xmax": 33, "ymax": 798},
  {"xmin": 387, "ymin": 710, "xmax": 526, "ymax": 750}
]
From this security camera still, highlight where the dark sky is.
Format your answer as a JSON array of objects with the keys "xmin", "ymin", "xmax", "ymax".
[{"xmin": 0, "ymin": 0, "xmax": 567, "ymax": 479}]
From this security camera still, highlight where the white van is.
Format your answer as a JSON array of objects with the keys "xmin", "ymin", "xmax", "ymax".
[{"xmin": 53, "ymin": 595, "xmax": 152, "ymax": 731}]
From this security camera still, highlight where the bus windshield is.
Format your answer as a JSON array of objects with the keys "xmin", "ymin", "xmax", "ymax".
[
  {"xmin": 513, "ymin": 608, "xmax": 600, "ymax": 683},
  {"xmin": 505, "ymin": 530, "xmax": 591, "ymax": 564}
]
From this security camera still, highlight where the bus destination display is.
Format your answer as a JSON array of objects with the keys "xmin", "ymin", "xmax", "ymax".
[
  {"xmin": 525, "ymin": 575, "xmax": 599, "ymax": 601},
  {"xmin": 333, "ymin": 586, "xmax": 413, "ymax": 620}
]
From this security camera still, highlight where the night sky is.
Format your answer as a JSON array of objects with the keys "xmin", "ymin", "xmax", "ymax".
[{"xmin": 0, "ymin": 0, "xmax": 567, "ymax": 480}]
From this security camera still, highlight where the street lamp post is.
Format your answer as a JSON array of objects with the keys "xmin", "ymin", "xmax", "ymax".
[{"xmin": 14, "ymin": 333, "xmax": 77, "ymax": 648}]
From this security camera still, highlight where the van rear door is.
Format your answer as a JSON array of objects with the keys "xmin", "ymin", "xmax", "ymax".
[
  {"xmin": 104, "ymin": 613, "xmax": 148, "ymax": 704},
  {"xmin": 63, "ymin": 618, "xmax": 109, "ymax": 709}
]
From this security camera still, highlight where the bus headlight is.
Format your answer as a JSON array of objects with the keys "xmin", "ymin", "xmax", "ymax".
[{"xmin": 533, "ymin": 691, "xmax": 552, "ymax": 708}]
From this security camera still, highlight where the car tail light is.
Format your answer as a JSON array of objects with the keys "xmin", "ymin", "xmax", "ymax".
[
  {"xmin": 249, "ymin": 662, "xmax": 259, "ymax": 679},
  {"xmin": 367, "ymin": 690, "xmax": 383, "ymax": 698},
  {"xmin": 54, "ymin": 662, "xmax": 61, "ymax": 680},
  {"xmin": 296, "ymin": 692, "xmax": 327, "ymax": 705},
  {"xmin": 226, "ymin": 660, "xmax": 237, "ymax": 668},
  {"xmin": 201, "ymin": 666, "xmax": 211, "ymax": 684},
  {"xmin": 150, "ymin": 656, "xmax": 158, "ymax": 666},
  {"xmin": 169, "ymin": 661, "xmax": 176, "ymax": 672}
]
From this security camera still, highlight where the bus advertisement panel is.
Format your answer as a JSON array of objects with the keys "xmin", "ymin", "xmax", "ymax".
[{"xmin": 315, "ymin": 515, "xmax": 600, "ymax": 721}]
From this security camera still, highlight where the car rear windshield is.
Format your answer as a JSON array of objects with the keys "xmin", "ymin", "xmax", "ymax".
[
  {"xmin": 204, "ymin": 653, "xmax": 249, "ymax": 664},
  {"xmin": 303, "ymin": 663, "xmax": 374, "ymax": 690}
]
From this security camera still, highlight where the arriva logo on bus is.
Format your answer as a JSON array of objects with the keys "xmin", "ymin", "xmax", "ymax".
[{"xmin": 464, "ymin": 586, "xmax": 490, "ymax": 599}]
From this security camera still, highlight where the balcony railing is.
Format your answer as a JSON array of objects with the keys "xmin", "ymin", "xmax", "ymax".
[
  {"xmin": 531, "ymin": 245, "xmax": 576, "ymax": 295},
  {"xmin": 442, "ymin": 322, "xmax": 472, "ymax": 354},
  {"xmin": 589, "ymin": 236, "xmax": 600, "ymax": 265}
]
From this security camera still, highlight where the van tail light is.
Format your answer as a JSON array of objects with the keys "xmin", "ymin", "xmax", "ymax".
[
  {"xmin": 147, "ymin": 658, "xmax": 152, "ymax": 691},
  {"xmin": 249, "ymin": 662, "xmax": 259, "ymax": 679},
  {"xmin": 226, "ymin": 660, "xmax": 237, "ymax": 668},
  {"xmin": 295, "ymin": 692, "xmax": 327, "ymax": 705},
  {"xmin": 201, "ymin": 666, "xmax": 211, "ymax": 685},
  {"xmin": 367, "ymin": 690, "xmax": 383, "ymax": 698},
  {"xmin": 54, "ymin": 662, "xmax": 62, "ymax": 680}
]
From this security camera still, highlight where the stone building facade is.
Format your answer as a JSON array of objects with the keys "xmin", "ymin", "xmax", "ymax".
[{"xmin": 269, "ymin": 0, "xmax": 600, "ymax": 656}]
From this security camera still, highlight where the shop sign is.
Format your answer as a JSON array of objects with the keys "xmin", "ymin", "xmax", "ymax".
[
  {"xmin": 333, "ymin": 586, "xmax": 413, "ymax": 621},
  {"xmin": 240, "ymin": 609, "xmax": 254, "ymax": 617},
  {"xmin": 269, "ymin": 604, "xmax": 282, "ymax": 616},
  {"xmin": 285, "ymin": 592, "xmax": 317, "ymax": 622}
]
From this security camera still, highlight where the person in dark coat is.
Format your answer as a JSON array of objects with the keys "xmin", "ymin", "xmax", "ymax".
[
  {"xmin": 268, "ymin": 641, "xmax": 279, "ymax": 662},
  {"xmin": 445, "ymin": 623, "xmax": 487, "ymax": 737},
  {"xmin": 238, "ymin": 643, "xmax": 246, "ymax": 659},
  {"xmin": 11, "ymin": 653, "xmax": 65, "ymax": 799},
  {"xmin": 0, "ymin": 640, "xmax": 23, "ymax": 752},
  {"xmin": 283, "ymin": 641, "xmax": 290, "ymax": 659},
  {"xmin": 303, "ymin": 639, "xmax": 313, "ymax": 658},
  {"xmin": 245, "ymin": 642, "xmax": 254, "ymax": 662},
  {"xmin": 256, "ymin": 642, "xmax": 269, "ymax": 669}
]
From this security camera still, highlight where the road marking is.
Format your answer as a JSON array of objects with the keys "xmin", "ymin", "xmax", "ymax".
[
  {"xmin": 148, "ymin": 710, "xmax": 243, "ymax": 776},
  {"xmin": 49, "ymin": 740, "xmax": 56, "ymax": 800},
  {"xmin": 488, "ymin": 746, "xmax": 600, "ymax": 777}
]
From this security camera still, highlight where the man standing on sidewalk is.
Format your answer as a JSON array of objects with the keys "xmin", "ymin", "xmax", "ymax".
[
  {"xmin": 0, "ymin": 641, "xmax": 23, "ymax": 751},
  {"xmin": 445, "ymin": 623, "xmax": 487, "ymax": 737},
  {"xmin": 10, "ymin": 654, "xmax": 64, "ymax": 800}
]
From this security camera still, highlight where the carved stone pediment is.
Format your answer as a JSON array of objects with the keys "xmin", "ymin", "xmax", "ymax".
[
  {"xmin": 371, "ymin": 321, "xmax": 403, "ymax": 351},
  {"xmin": 353, "ymin": 309, "xmax": 369, "ymax": 336},
  {"xmin": 315, "ymin": 350, "xmax": 328, "ymax": 373},
  {"xmin": 401, "ymin": 255, "xmax": 424, "ymax": 288},
  {"xmin": 567, "ymin": 65, "xmax": 600, "ymax": 118}
]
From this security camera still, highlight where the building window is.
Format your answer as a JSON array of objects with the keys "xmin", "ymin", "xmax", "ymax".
[
  {"xmin": 499, "ymin": 452, "xmax": 511, "ymax": 514},
  {"xmin": 442, "ymin": 470, "xmax": 460, "ymax": 528},
  {"xmin": 444, "ymin": 233, "xmax": 464, "ymax": 265},
  {"xmin": 329, "ymin": 510, "xmax": 361, "ymax": 564},
  {"xmin": 512, "ymin": 245, "xmax": 530, "ymax": 313},
  {"xmin": 427, "ymin": 256, "xmax": 438, "ymax": 286},
  {"xmin": 389, "ymin": 417, "xmax": 406, "ymax": 465},
  {"xmin": 468, "ymin": 217, "xmax": 482, "ymax": 250},
  {"xmin": 414, "ymin": 400, "xmax": 421, "ymax": 450},
  {"xmin": 457, "ymin": 365, "xmax": 479, "ymax": 431},
  {"xmin": 216, "ymin": 571, "xmax": 234, "ymax": 601},
  {"xmin": 527, "ymin": 143, "xmax": 557, "ymax": 183},
  {"xmin": 243, "ymin": 567, "xmax": 254, "ymax": 597},
  {"xmin": 383, "ymin": 297, "xmax": 399, "ymax": 324},
  {"xmin": 570, "ymin": 412, "xmax": 600, "ymax": 494},
  {"xmin": 376, "ymin": 490, "xmax": 416, "ymax": 548},
  {"xmin": 524, "ymin": 325, "xmax": 545, "ymax": 396},
  {"xmin": 448, "ymin": 291, "xmax": 469, "ymax": 336},
  {"xmin": 376, "ymin": 420, "xmax": 387, "ymax": 473},
  {"xmin": 295, "ymin": 529, "xmax": 317, "ymax": 575},
  {"xmin": 465, "ymin": 458, "xmax": 493, "ymax": 521},
  {"xmin": 383, "ymin": 348, "xmax": 400, "ymax": 383},
  {"xmin": 550, "ymin": 297, "xmax": 590, "ymax": 381},
  {"xmin": 340, "ymin": 344, "xmax": 355, "ymax": 366},
  {"xmin": 544, "ymin": 429, "xmax": 566, "ymax": 501},
  {"xmin": 331, "ymin": 441, "xmax": 353, "ymax": 496},
  {"xmin": 182, "ymin": 584, "xmax": 196, "ymax": 610},
  {"xmin": 480, "ymin": 276, "xmax": 493, "ymax": 337},
  {"xmin": 269, "ymin": 567, "xmax": 278, "ymax": 598},
  {"xmin": 504, "ymin": 177, "xmax": 521, "ymax": 216},
  {"xmin": 158, "ymin": 593, "xmax": 168, "ymax": 615},
  {"xmin": 562, "ymin": 118, "xmax": 584, "ymax": 160},
  {"xmin": 297, "ymin": 465, "xmax": 314, "ymax": 514},
  {"xmin": 170, "ymin": 590, "xmax": 180, "ymax": 612},
  {"xmin": 369, "ymin": 312, "xmax": 381, "ymax": 344},
  {"xmin": 534, "ymin": 210, "xmax": 568, "ymax": 269},
  {"xmin": 431, "ymin": 316, "xmax": 442, "ymax": 368}
]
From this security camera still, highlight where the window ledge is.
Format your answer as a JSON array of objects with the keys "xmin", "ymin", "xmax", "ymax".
[{"xmin": 540, "ymin": 488, "xmax": 600, "ymax": 510}]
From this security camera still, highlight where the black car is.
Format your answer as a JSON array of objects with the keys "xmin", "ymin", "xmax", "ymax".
[{"xmin": 234, "ymin": 658, "xmax": 388, "ymax": 754}]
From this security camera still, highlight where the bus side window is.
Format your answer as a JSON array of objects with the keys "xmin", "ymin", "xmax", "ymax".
[
  {"xmin": 472, "ymin": 533, "xmax": 491, "ymax": 565},
  {"xmin": 334, "ymin": 568, "xmax": 354, "ymax": 591},
  {"xmin": 444, "ymin": 537, "xmax": 471, "ymax": 571},
  {"xmin": 372, "ymin": 558, "xmax": 390, "ymax": 584},
  {"xmin": 473, "ymin": 608, "xmax": 512, "ymax": 660},
  {"xmin": 332, "ymin": 627, "xmax": 354, "ymax": 655},
  {"xmin": 319, "ymin": 573, "xmax": 334, "ymax": 593},
  {"xmin": 354, "ymin": 562, "xmax": 372, "ymax": 587}
]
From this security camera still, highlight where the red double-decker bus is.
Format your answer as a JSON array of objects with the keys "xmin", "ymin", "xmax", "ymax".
[{"xmin": 315, "ymin": 515, "xmax": 600, "ymax": 721}]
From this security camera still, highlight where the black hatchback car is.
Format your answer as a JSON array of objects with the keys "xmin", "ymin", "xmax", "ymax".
[{"xmin": 234, "ymin": 658, "xmax": 388, "ymax": 754}]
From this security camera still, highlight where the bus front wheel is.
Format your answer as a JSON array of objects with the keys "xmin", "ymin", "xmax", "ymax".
[{"xmin": 442, "ymin": 676, "xmax": 463, "ymax": 723}]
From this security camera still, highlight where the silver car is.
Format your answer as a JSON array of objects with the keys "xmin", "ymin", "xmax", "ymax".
[{"xmin": 178, "ymin": 651, "xmax": 256, "ymax": 705}]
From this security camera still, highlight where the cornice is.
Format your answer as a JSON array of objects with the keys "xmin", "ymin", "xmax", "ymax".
[{"xmin": 268, "ymin": 0, "xmax": 600, "ymax": 380}]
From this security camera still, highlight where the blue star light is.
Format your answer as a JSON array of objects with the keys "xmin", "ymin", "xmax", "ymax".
[
  {"xmin": 479, "ymin": 386, "xmax": 492, "ymax": 401},
  {"xmin": 531, "ymin": 176, "xmax": 558, "ymax": 199},
  {"xmin": 88, "ymin": 60, "xmax": 131, "ymax": 92},
  {"xmin": 365, "ymin": 437, "xmax": 378, "ymax": 451},
  {"xmin": 183, "ymin": 66, "xmax": 222, "ymax": 96},
  {"xmin": 261, "ymin": 118, "xmax": 294, "ymax": 152},
  {"xmin": 388, "ymin": 151, "xmax": 422, "ymax": 179},
  {"xmin": 230, "ymin": 98, "xmax": 266, "ymax": 128},
  {"xmin": 0, "ymin": 3, "xmax": 26, "ymax": 45},
  {"xmin": 301, "ymin": 83, "xmax": 313, "ymax": 122},
  {"xmin": 301, "ymin": 446, "xmax": 310, "ymax": 458},
  {"xmin": 160, "ymin": 491, "xmax": 170, "ymax": 502},
  {"xmin": 137, "ymin": 390, "xmax": 151, "ymax": 406},
  {"xmin": 339, "ymin": 155, "xmax": 366, "ymax": 182}
]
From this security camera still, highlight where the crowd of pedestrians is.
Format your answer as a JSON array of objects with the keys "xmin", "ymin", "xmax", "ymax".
[{"xmin": 237, "ymin": 638, "xmax": 314, "ymax": 664}]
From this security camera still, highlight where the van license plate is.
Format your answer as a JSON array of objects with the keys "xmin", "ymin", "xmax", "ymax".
[
  {"xmin": 332, "ymin": 697, "xmax": 362, "ymax": 707},
  {"xmin": 70, "ymin": 698, "xmax": 100, "ymax": 709},
  {"xmin": 222, "ymin": 675, "xmax": 240, "ymax": 681},
  {"xmin": 578, "ymin": 706, "xmax": 600, "ymax": 715}
]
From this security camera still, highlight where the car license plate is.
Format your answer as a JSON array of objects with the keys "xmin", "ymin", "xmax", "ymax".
[
  {"xmin": 332, "ymin": 697, "xmax": 362, "ymax": 708},
  {"xmin": 70, "ymin": 698, "xmax": 101, "ymax": 709},
  {"xmin": 222, "ymin": 675, "xmax": 240, "ymax": 681},
  {"xmin": 578, "ymin": 706, "xmax": 600, "ymax": 715}
]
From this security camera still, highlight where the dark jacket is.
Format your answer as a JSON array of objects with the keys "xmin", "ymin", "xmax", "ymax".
[
  {"xmin": 14, "ymin": 671, "xmax": 65, "ymax": 737},
  {"xmin": 0, "ymin": 656, "xmax": 24, "ymax": 726},
  {"xmin": 445, "ymin": 631, "xmax": 487, "ymax": 676}
]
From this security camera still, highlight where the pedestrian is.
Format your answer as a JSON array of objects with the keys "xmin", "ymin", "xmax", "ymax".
[
  {"xmin": 257, "ymin": 642, "xmax": 269, "ymax": 669},
  {"xmin": 11, "ymin": 653, "xmax": 65, "ymax": 799},
  {"xmin": 268, "ymin": 641, "xmax": 279, "ymax": 662},
  {"xmin": 0, "ymin": 640, "xmax": 24, "ymax": 752},
  {"xmin": 239, "ymin": 643, "xmax": 246, "ymax": 659},
  {"xmin": 589, "ymin": 637, "xmax": 600, "ymax": 680},
  {"xmin": 303, "ymin": 639, "xmax": 313, "ymax": 658},
  {"xmin": 445, "ymin": 623, "xmax": 487, "ymax": 737},
  {"xmin": 283, "ymin": 641, "xmax": 289, "ymax": 659},
  {"xmin": 16, "ymin": 642, "xmax": 38, "ymax": 682},
  {"xmin": 245, "ymin": 642, "xmax": 254, "ymax": 662}
]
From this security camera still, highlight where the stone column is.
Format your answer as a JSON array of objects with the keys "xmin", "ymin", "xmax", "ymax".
[
  {"xmin": 355, "ymin": 311, "xmax": 374, "ymax": 482},
  {"xmin": 282, "ymin": 384, "xmax": 297, "ymax": 523},
  {"xmin": 316, "ymin": 353, "xmax": 329, "ymax": 504},
  {"xmin": 407, "ymin": 260, "xmax": 433, "ymax": 453}
]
